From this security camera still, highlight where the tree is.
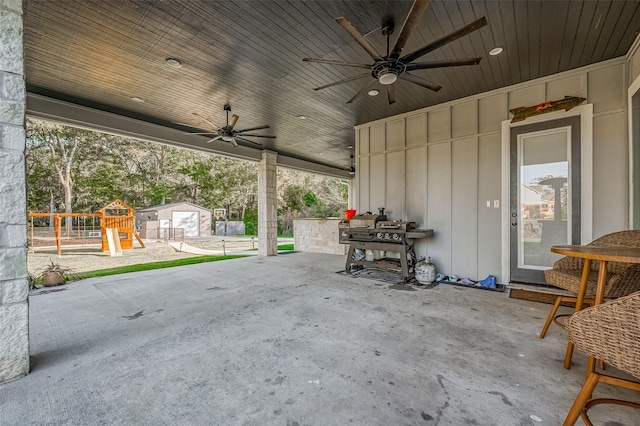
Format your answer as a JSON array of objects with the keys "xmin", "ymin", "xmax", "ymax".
[
  {"xmin": 25, "ymin": 120, "xmax": 347, "ymax": 237},
  {"xmin": 211, "ymin": 157, "xmax": 257, "ymax": 220},
  {"xmin": 178, "ymin": 160, "xmax": 214, "ymax": 204},
  {"xmin": 28, "ymin": 120, "xmax": 88, "ymax": 228},
  {"xmin": 276, "ymin": 168, "xmax": 348, "ymax": 235},
  {"xmin": 25, "ymin": 141, "xmax": 62, "ymax": 227}
]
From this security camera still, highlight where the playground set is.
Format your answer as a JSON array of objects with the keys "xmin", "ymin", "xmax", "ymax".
[{"xmin": 28, "ymin": 199, "xmax": 145, "ymax": 256}]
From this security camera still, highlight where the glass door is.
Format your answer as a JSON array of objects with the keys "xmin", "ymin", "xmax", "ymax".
[{"xmin": 510, "ymin": 117, "xmax": 581, "ymax": 284}]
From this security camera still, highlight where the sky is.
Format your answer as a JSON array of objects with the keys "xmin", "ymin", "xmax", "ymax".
[{"xmin": 521, "ymin": 161, "xmax": 567, "ymax": 185}]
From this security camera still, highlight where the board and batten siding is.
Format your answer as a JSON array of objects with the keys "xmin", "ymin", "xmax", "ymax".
[
  {"xmin": 354, "ymin": 58, "xmax": 629, "ymax": 283},
  {"xmin": 627, "ymin": 34, "xmax": 640, "ymax": 84}
]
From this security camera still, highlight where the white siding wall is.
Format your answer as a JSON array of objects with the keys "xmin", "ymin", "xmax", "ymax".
[
  {"xmin": 354, "ymin": 59, "xmax": 628, "ymax": 283},
  {"xmin": 154, "ymin": 203, "xmax": 212, "ymax": 237}
]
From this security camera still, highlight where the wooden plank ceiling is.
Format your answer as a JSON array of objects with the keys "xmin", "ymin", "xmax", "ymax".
[{"xmin": 23, "ymin": 0, "xmax": 640, "ymax": 171}]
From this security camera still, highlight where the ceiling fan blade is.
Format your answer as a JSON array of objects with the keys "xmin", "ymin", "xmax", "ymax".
[
  {"xmin": 187, "ymin": 132, "xmax": 219, "ymax": 135},
  {"xmin": 192, "ymin": 112, "xmax": 220, "ymax": 130},
  {"xmin": 229, "ymin": 137, "xmax": 238, "ymax": 147},
  {"xmin": 387, "ymin": 84, "xmax": 396, "ymax": 105},
  {"xmin": 336, "ymin": 17, "xmax": 383, "ymax": 61},
  {"xmin": 314, "ymin": 73, "xmax": 370, "ymax": 91},
  {"xmin": 399, "ymin": 72, "xmax": 442, "ymax": 91},
  {"xmin": 303, "ymin": 57, "xmax": 372, "ymax": 69},
  {"xmin": 235, "ymin": 124, "xmax": 270, "ymax": 132},
  {"xmin": 347, "ymin": 79, "xmax": 377, "ymax": 104},
  {"xmin": 235, "ymin": 137, "xmax": 263, "ymax": 146},
  {"xmin": 405, "ymin": 58, "xmax": 482, "ymax": 71},
  {"xmin": 228, "ymin": 114, "xmax": 239, "ymax": 130},
  {"xmin": 400, "ymin": 16, "xmax": 488, "ymax": 64},
  {"xmin": 389, "ymin": 0, "xmax": 431, "ymax": 60},
  {"xmin": 205, "ymin": 135, "xmax": 223, "ymax": 143},
  {"xmin": 238, "ymin": 133, "xmax": 276, "ymax": 138}
]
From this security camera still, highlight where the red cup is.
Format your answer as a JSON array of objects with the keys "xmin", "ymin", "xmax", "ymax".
[{"xmin": 345, "ymin": 209, "xmax": 356, "ymax": 221}]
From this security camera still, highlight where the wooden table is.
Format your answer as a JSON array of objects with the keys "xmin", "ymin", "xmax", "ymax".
[{"xmin": 550, "ymin": 245, "xmax": 640, "ymax": 372}]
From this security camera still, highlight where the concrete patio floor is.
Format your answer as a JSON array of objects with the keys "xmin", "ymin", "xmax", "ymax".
[{"xmin": 1, "ymin": 252, "xmax": 637, "ymax": 425}]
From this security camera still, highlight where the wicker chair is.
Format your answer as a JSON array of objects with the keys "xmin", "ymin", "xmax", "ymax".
[
  {"xmin": 539, "ymin": 230, "xmax": 640, "ymax": 339},
  {"xmin": 563, "ymin": 291, "xmax": 640, "ymax": 425}
]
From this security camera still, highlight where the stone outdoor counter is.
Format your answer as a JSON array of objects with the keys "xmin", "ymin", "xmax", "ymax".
[{"xmin": 293, "ymin": 218, "xmax": 348, "ymax": 255}]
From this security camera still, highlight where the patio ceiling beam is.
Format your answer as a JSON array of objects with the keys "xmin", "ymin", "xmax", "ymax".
[{"xmin": 26, "ymin": 93, "xmax": 352, "ymax": 179}]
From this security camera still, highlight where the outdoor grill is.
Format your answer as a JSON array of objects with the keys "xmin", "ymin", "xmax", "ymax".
[{"xmin": 340, "ymin": 213, "xmax": 433, "ymax": 281}]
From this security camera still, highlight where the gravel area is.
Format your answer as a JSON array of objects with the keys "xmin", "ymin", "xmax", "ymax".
[
  {"xmin": 26, "ymin": 236, "xmax": 286, "ymax": 275},
  {"xmin": 27, "ymin": 241, "xmax": 199, "ymax": 275},
  {"xmin": 183, "ymin": 237, "xmax": 261, "ymax": 252}
]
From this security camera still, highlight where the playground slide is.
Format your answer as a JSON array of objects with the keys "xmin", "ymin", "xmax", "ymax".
[{"xmin": 106, "ymin": 228, "xmax": 123, "ymax": 257}]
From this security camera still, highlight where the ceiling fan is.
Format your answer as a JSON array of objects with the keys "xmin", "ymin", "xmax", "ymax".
[
  {"xmin": 187, "ymin": 104, "xmax": 275, "ymax": 147},
  {"xmin": 303, "ymin": 0, "xmax": 487, "ymax": 105}
]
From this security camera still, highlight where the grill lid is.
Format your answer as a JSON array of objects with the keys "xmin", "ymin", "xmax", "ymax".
[
  {"xmin": 349, "ymin": 213, "xmax": 387, "ymax": 229},
  {"xmin": 376, "ymin": 221, "xmax": 416, "ymax": 231}
]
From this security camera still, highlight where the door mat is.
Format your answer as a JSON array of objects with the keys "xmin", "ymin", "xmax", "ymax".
[
  {"xmin": 439, "ymin": 280, "xmax": 507, "ymax": 293},
  {"xmin": 509, "ymin": 287, "xmax": 574, "ymax": 305}
]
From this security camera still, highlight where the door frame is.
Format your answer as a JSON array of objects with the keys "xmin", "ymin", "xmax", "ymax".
[
  {"xmin": 501, "ymin": 104, "xmax": 593, "ymax": 283},
  {"xmin": 627, "ymin": 74, "xmax": 640, "ymax": 229}
]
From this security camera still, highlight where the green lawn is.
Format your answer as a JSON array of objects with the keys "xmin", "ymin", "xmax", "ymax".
[
  {"xmin": 32, "ymin": 248, "xmax": 296, "ymax": 289},
  {"xmin": 72, "ymin": 255, "xmax": 247, "ymax": 281},
  {"xmin": 234, "ymin": 234, "xmax": 293, "ymax": 238},
  {"xmin": 249, "ymin": 243, "xmax": 294, "ymax": 251}
]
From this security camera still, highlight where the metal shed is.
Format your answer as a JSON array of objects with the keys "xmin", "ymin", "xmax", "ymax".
[{"xmin": 135, "ymin": 202, "xmax": 212, "ymax": 239}]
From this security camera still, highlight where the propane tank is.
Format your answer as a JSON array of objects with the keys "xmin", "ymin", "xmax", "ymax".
[{"xmin": 415, "ymin": 257, "xmax": 436, "ymax": 284}]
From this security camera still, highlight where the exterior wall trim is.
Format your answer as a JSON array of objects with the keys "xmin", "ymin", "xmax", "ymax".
[
  {"xmin": 26, "ymin": 94, "xmax": 351, "ymax": 179},
  {"xmin": 627, "ymin": 73, "xmax": 640, "ymax": 228}
]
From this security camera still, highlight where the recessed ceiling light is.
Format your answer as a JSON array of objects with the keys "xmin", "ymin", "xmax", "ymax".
[
  {"xmin": 489, "ymin": 47, "xmax": 503, "ymax": 56},
  {"xmin": 297, "ymin": 115, "xmax": 307, "ymax": 120},
  {"xmin": 130, "ymin": 97, "xmax": 144, "ymax": 103},
  {"xmin": 368, "ymin": 89, "xmax": 379, "ymax": 96},
  {"xmin": 166, "ymin": 57, "xmax": 182, "ymax": 67}
]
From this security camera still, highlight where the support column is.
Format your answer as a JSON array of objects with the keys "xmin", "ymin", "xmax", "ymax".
[
  {"xmin": 258, "ymin": 150, "xmax": 277, "ymax": 256},
  {"xmin": 0, "ymin": 0, "xmax": 29, "ymax": 383}
]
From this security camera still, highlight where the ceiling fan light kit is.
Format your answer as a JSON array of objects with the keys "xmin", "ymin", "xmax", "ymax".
[
  {"xmin": 303, "ymin": 0, "xmax": 487, "ymax": 105},
  {"xmin": 378, "ymin": 69, "xmax": 398, "ymax": 85}
]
